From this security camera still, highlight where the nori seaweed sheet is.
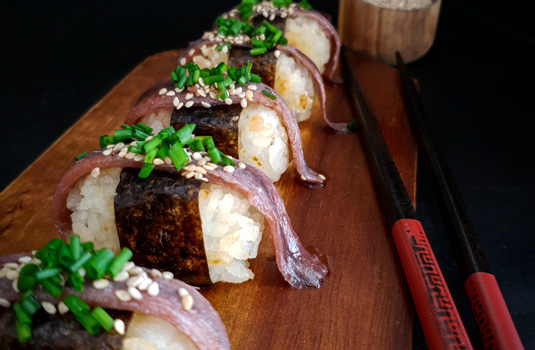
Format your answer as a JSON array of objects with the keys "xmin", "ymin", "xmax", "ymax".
[
  {"xmin": 228, "ymin": 47, "xmax": 277, "ymax": 88},
  {"xmin": 114, "ymin": 169, "xmax": 211, "ymax": 286},
  {"xmin": 0, "ymin": 308, "xmax": 131, "ymax": 349},
  {"xmin": 170, "ymin": 104, "xmax": 243, "ymax": 158}
]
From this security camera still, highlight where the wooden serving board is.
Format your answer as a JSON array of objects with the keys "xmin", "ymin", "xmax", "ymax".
[{"xmin": 0, "ymin": 50, "xmax": 417, "ymax": 349}]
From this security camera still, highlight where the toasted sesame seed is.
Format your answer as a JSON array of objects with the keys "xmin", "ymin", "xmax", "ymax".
[
  {"xmin": 6, "ymin": 270, "xmax": 18, "ymax": 280},
  {"xmin": 114, "ymin": 319, "xmax": 126, "ymax": 335},
  {"xmin": 0, "ymin": 298, "xmax": 11, "ymax": 308},
  {"xmin": 223, "ymin": 165, "xmax": 235, "ymax": 173},
  {"xmin": 184, "ymin": 171, "xmax": 195, "ymax": 179},
  {"xmin": 269, "ymin": 13, "xmax": 275, "ymax": 20},
  {"xmin": 91, "ymin": 167, "xmax": 100, "ymax": 178},
  {"xmin": 199, "ymin": 77, "xmax": 205, "ymax": 87},
  {"xmin": 232, "ymin": 116, "xmax": 240, "ymax": 121},
  {"xmin": 192, "ymin": 152, "xmax": 203, "ymax": 160},
  {"xmin": 113, "ymin": 270, "xmax": 129, "ymax": 282},
  {"xmin": 103, "ymin": 149, "xmax": 113, "ymax": 156},
  {"xmin": 147, "ymin": 282, "xmax": 159, "ymax": 296},
  {"xmin": 178, "ymin": 288, "xmax": 189, "ymax": 297},
  {"xmin": 129, "ymin": 266, "xmax": 144, "ymax": 275},
  {"xmin": 162, "ymin": 271, "xmax": 174, "ymax": 280},
  {"xmin": 118, "ymin": 151, "xmax": 126, "ymax": 158},
  {"xmin": 133, "ymin": 154, "xmax": 145, "ymax": 162},
  {"xmin": 197, "ymin": 89, "xmax": 206, "ymax": 97},
  {"xmin": 247, "ymin": 84, "xmax": 258, "ymax": 91},
  {"xmin": 124, "ymin": 152, "xmax": 136, "ymax": 160},
  {"xmin": 106, "ymin": 144, "xmax": 115, "ymax": 149},
  {"xmin": 238, "ymin": 162, "xmax": 246, "ymax": 169},
  {"xmin": 194, "ymin": 173, "xmax": 203, "ymax": 180},
  {"xmin": 0, "ymin": 269, "xmax": 8, "ymax": 279},
  {"xmin": 235, "ymin": 87, "xmax": 243, "ymax": 95},
  {"xmin": 122, "ymin": 261, "xmax": 135, "ymax": 272},
  {"xmin": 222, "ymin": 45, "xmax": 229, "ymax": 53},
  {"xmin": 246, "ymin": 91, "xmax": 254, "ymax": 102},
  {"xmin": 274, "ymin": 50, "xmax": 281, "ymax": 58},
  {"xmin": 238, "ymin": 92, "xmax": 246, "ymax": 99},
  {"xmin": 138, "ymin": 278, "xmax": 152, "ymax": 291},
  {"xmin": 153, "ymin": 158, "xmax": 164, "ymax": 165},
  {"xmin": 128, "ymin": 287, "xmax": 143, "ymax": 300},
  {"xmin": 12, "ymin": 279, "xmax": 19, "ymax": 292},
  {"xmin": 164, "ymin": 156, "xmax": 173, "ymax": 165},
  {"xmin": 203, "ymin": 165, "xmax": 215, "ymax": 171},
  {"xmin": 93, "ymin": 279, "xmax": 110, "ymax": 289},
  {"xmin": 115, "ymin": 290, "xmax": 131, "ymax": 302},
  {"xmin": 301, "ymin": 175, "xmax": 307, "ymax": 181},
  {"xmin": 209, "ymin": 91, "xmax": 217, "ymax": 99},
  {"xmin": 175, "ymin": 87, "xmax": 183, "ymax": 93},
  {"xmin": 42, "ymin": 301, "xmax": 57, "ymax": 315},
  {"xmin": 200, "ymin": 177, "xmax": 209, "ymax": 182},
  {"xmin": 127, "ymin": 275, "xmax": 144, "ymax": 288},
  {"xmin": 189, "ymin": 49, "xmax": 195, "ymax": 56},
  {"xmin": 149, "ymin": 269, "xmax": 161, "ymax": 279},
  {"xmin": 319, "ymin": 174, "xmax": 326, "ymax": 180},
  {"xmin": 56, "ymin": 301, "xmax": 69, "ymax": 315},
  {"xmin": 18, "ymin": 256, "xmax": 32, "ymax": 264},
  {"xmin": 184, "ymin": 164, "xmax": 196, "ymax": 172},
  {"xmin": 201, "ymin": 101, "xmax": 211, "ymax": 108},
  {"xmin": 185, "ymin": 93, "xmax": 194, "ymax": 100},
  {"xmin": 208, "ymin": 162, "xmax": 218, "ymax": 168},
  {"xmin": 4, "ymin": 263, "xmax": 18, "ymax": 269},
  {"xmin": 173, "ymin": 97, "xmax": 179, "ymax": 106},
  {"xmin": 159, "ymin": 88, "xmax": 168, "ymax": 95},
  {"xmin": 197, "ymin": 159, "xmax": 207, "ymax": 166},
  {"xmin": 185, "ymin": 101, "xmax": 194, "ymax": 108},
  {"xmin": 176, "ymin": 102, "xmax": 184, "ymax": 110},
  {"xmin": 240, "ymin": 98, "xmax": 247, "ymax": 108},
  {"xmin": 181, "ymin": 294, "xmax": 194, "ymax": 311},
  {"xmin": 195, "ymin": 166, "xmax": 207, "ymax": 175},
  {"xmin": 180, "ymin": 57, "xmax": 186, "ymax": 65},
  {"xmin": 166, "ymin": 91, "xmax": 175, "ymax": 96}
]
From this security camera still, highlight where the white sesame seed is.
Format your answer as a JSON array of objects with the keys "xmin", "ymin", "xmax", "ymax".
[
  {"xmin": 301, "ymin": 175, "xmax": 307, "ymax": 181},
  {"xmin": 153, "ymin": 158, "xmax": 164, "ymax": 165},
  {"xmin": 166, "ymin": 91, "xmax": 175, "ymax": 97},
  {"xmin": 181, "ymin": 294, "xmax": 194, "ymax": 311},
  {"xmin": 178, "ymin": 288, "xmax": 189, "ymax": 297},
  {"xmin": 57, "ymin": 301, "xmax": 69, "ymax": 315},
  {"xmin": 162, "ymin": 271, "xmax": 174, "ymax": 280},
  {"xmin": 176, "ymin": 102, "xmax": 184, "ymax": 110},
  {"xmin": 240, "ymin": 98, "xmax": 247, "ymax": 108},
  {"xmin": 93, "ymin": 279, "xmax": 110, "ymax": 289},
  {"xmin": 222, "ymin": 98, "xmax": 232, "ymax": 105},
  {"xmin": 222, "ymin": 45, "xmax": 229, "ymax": 53},
  {"xmin": 150, "ymin": 269, "xmax": 162, "ymax": 278},
  {"xmin": 238, "ymin": 92, "xmax": 246, "ymax": 99},
  {"xmin": 127, "ymin": 275, "xmax": 144, "ymax": 288},
  {"xmin": 0, "ymin": 298, "xmax": 11, "ymax": 308},
  {"xmin": 124, "ymin": 152, "xmax": 136, "ymax": 159},
  {"xmin": 173, "ymin": 97, "xmax": 179, "ymax": 107},
  {"xmin": 195, "ymin": 166, "xmax": 207, "ymax": 175},
  {"xmin": 209, "ymin": 91, "xmax": 217, "ymax": 99},
  {"xmin": 106, "ymin": 144, "xmax": 115, "ymax": 149},
  {"xmin": 12, "ymin": 279, "xmax": 19, "ymax": 292},
  {"xmin": 138, "ymin": 278, "xmax": 152, "ymax": 291},
  {"xmin": 201, "ymin": 101, "xmax": 211, "ymax": 108},
  {"xmin": 42, "ymin": 301, "xmax": 57, "ymax": 315},
  {"xmin": 114, "ymin": 319, "xmax": 126, "ymax": 335},
  {"xmin": 197, "ymin": 89, "xmax": 206, "ymax": 97},
  {"xmin": 238, "ymin": 162, "xmax": 246, "ymax": 169},
  {"xmin": 184, "ymin": 171, "xmax": 195, "ymax": 179},
  {"xmin": 6, "ymin": 270, "xmax": 18, "ymax": 280},
  {"xmin": 175, "ymin": 87, "xmax": 184, "ymax": 93},
  {"xmin": 319, "ymin": 174, "xmax": 326, "ymax": 180},
  {"xmin": 0, "ymin": 269, "xmax": 8, "ymax": 279},
  {"xmin": 247, "ymin": 84, "xmax": 258, "ymax": 91},
  {"xmin": 113, "ymin": 270, "xmax": 129, "ymax": 282},
  {"xmin": 113, "ymin": 142, "xmax": 125, "ymax": 152},
  {"xmin": 270, "ymin": 13, "xmax": 275, "ymax": 20},
  {"xmin": 122, "ymin": 261, "xmax": 135, "ymax": 272},
  {"xmin": 159, "ymin": 88, "xmax": 168, "ymax": 95},
  {"xmin": 200, "ymin": 177, "xmax": 209, "ymax": 182},
  {"xmin": 91, "ymin": 167, "xmax": 101, "ymax": 178},
  {"xmin": 118, "ymin": 151, "xmax": 126, "ymax": 158},
  {"xmin": 164, "ymin": 156, "xmax": 173, "ymax": 165},
  {"xmin": 185, "ymin": 101, "xmax": 194, "ymax": 108},
  {"xmin": 180, "ymin": 57, "xmax": 186, "ymax": 66},
  {"xmin": 223, "ymin": 165, "xmax": 235, "ymax": 173},
  {"xmin": 208, "ymin": 162, "xmax": 218, "ymax": 168},
  {"xmin": 274, "ymin": 50, "xmax": 281, "ymax": 58},
  {"xmin": 194, "ymin": 173, "xmax": 203, "ymax": 180},
  {"xmin": 145, "ymin": 136, "xmax": 154, "ymax": 141},
  {"xmin": 129, "ymin": 266, "xmax": 144, "ymax": 275},
  {"xmin": 189, "ymin": 49, "xmax": 195, "ymax": 56},
  {"xmin": 235, "ymin": 87, "xmax": 243, "ymax": 95},
  {"xmin": 18, "ymin": 256, "xmax": 32, "ymax": 264},
  {"xmin": 281, "ymin": 12, "xmax": 287, "ymax": 18},
  {"xmin": 103, "ymin": 149, "xmax": 113, "ymax": 156},
  {"xmin": 246, "ymin": 90, "xmax": 254, "ymax": 101},
  {"xmin": 115, "ymin": 290, "xmax": 132, "ymax": 302},
  {"xmin": 203, "ymin": 165, "xmax": 215, "ymax": 171},
  {"xmin": 192, "ymin": 152, "xmax": 203, "ymax": 160},
  {"xmin": 4, "ymin": 263, "xmax": 18, "ymax": 269},
  {"xmin": 133, "ymin": 154, "xmax": 145, "ymax": 162},
  {"xmin": 232, "ymin": 116, "xmax": 240, "ymax": 121},
  {"xmin": 183, "ymin": 164, "xmax": 196, "ymax": 172},
  {"xmin": 147, "ymin": 282, "xmax": 159, "ymax": 296},
  {"xmin": 128, "ymin": 287, "xmax": 143, "ymax": 300},
  {"xmin": 185, "ymin": 93, "xmax": 194, "ymax": 100}
]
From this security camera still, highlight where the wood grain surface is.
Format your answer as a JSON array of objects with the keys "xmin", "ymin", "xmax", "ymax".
[
  {"xmin": 0, "ymin": 50, "xmax": 417, "ymax": 349},
  {"xmin": 338, "ymin": 0, "xmax": 441, "ymax": 65}
]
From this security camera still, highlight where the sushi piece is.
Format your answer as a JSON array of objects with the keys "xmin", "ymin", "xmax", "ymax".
[
  {"xmin": 225, "ymin": 0, "xmax": 341, "ymax": 83},
  {"xmin": 52, "ymin": 126, "xmax": 328, "ymax": 289},
  {"xmin": 0, "ymin": 238, "xmax": 230, "ymax": 349},
  {"xmin": 126, "ymin": 62, "xmax": 328, "ymax": 183}
]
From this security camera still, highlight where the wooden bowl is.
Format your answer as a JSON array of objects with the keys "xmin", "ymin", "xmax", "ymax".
[{"xmin": 338, "ymin": 0, "xmax": 441, "ymax": 65}]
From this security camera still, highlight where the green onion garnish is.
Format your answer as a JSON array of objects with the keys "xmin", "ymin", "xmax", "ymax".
[
  {"xmin": 85, "ymin": 249, "xmax": 115, "ymax": 281},
  {"xmin": 346, "ymin": 120, "xmax": 358, "ymax": 131},
  {"xmin": 91, "ymin": 307, "xmax": 114, "ymax": 332},
  {"xmin": 70, "ymin": 235, "xmax": 81, "ymax": 261},
  {"xmin": 76, "ymin": 313, "xmax": 102, "ymax": 335},
  {"xmin": 68, "ymin": 271, "xmax": 84, "ymax": 292},
  {"xmin": 63, "ymin": 295, "xmax": 91, "ymax": 316},
  {"xmin": 39, "ymin": 278, "xmax": 62, "ymax": 298},
  {"xmin": 17, "ymin": 264, "xmax": 39, "ymax": 292},
  {"xmin": 16, "ymin": 318, "xmax": 32, "ymax": 343},
  {"xmin": 13, "ymin": 303, "xmax": 32, "ymax": 325},
  {"xmin": 74, "ymin": 151, "xmax": 88, "ymax": 161},
  {"xmin": 68, "ymin": 251, "xmax": 92, "ymax": 273},
  {"xmin": 262, "ymin": 90, "xmax": 276, "ymax": 100},
  {"xmin": 20, "ymin": 292, "xmax": 41, "ymax": 316},
  {"xmin": 138, "ymin": 163, "xmax": 155, "ymax": 179},
  {"xmin": 35, "ymin": 267, "xmax": 61, "ymax": 281},
  {"xmin": 107, "ymin": 247, "xmax": 133, "ymax": 278}
]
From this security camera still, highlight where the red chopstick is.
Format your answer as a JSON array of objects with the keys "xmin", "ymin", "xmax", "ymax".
[
  {"xmin": 396, "ymin": 52, "xmax": 524, "ymax": 350},
  {"xmin": 341, "ymin": 47, "xmax": 473, "ymax": 350}
]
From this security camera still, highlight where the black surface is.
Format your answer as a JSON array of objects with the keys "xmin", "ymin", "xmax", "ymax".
[{"xmin": 1, "ymin": 1, "xmax": 533, "ymax": 348}]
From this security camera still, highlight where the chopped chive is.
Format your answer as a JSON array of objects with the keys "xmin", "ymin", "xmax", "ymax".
[
  {"xmin": 63, "ymin": 295, "xmax": 91, "ymax": 316},
  {"xmin": 20, "ymin": 292, "xmax": 41, "ymax": 316},
  {"xmin": 17, "ymin": 264, "xmax": 39, "ymax": 292},
  {"xmin": 173, "ymin": 124, "xmax": 196, "ymax": 145},
  {"xmin": 81, "ymin": 242, "xmax": 94, "ymax": 252},
  {"xmin": 70, "ymin": 235, "xmax": 81, "ymax": 261},
  {"xmin": 250, "ymin": 74, "xmax": 261, "ymax": 83},
  {"xmin": 189, "ymin": 139, "xmax": 206, "ymax": 152},
  {"xmin": 39, "ymin": 278, "xmax": 62, "ymax": 298},
  {"xmin": 138, "ymin": 163, "xmax": 155, "ymax": 179},
  {"xmin": 74, "ymin": 151, "xmax": 88, "ymax": 161},
  {"xmin": 76, "ymin": 313, "xmax": 102, "ymax": 335},
  {"xmin": 99, "ymin": 135, "xmax": 115, "ymax": 148},
  {"xmin": 219, "ymin": 151, "xmax": 236, "ymax": 167},
  {"xmin": 262, "ymin": 90, "xmax": 276, "ymax": 100},
  {"xmin": 114, "ymin": 129, "xmax": 133, "ymax": 141},
  {"xmin": 58, "ymin": 243, "xmax": 72, "ymax": 268},
  {"xmin": 35, "ymin": 267, "xmax": 61, "ymax": 281},
  {"xmin": 346, "ymin": 120, "xmax": 358, "ymax": 131},
  {"xmin": 135, "ymin": 123, "xmax": 153, "ymax": 134},
  {"xmin": 91, "ymin": 307, "xmax": 114, "ymax": 332},
  {"xmin": 69, "ymin": 251, "xmax": 92, "ymax": 273},
  {"xmin": 107, "ymin": 247, "xmax": 133, "ymax": 278},
  {"xmin": 208, "ymin": 148, "xmax": 222, "ymax": 164},
  {"xmin": 85, "ymin": 249, "xmax": 115, "ymax": 280},
  {"xmin": 192, "ymin": 69, "xmax": 200, "ymax": 84},
  {"xmin": 68, "ymin": 271, "xmax": 84, "ymax": 292},
  {"xmin": 13, "ymin": 303, "xmax": 32, "ymax": 325},
  {"xmin": 250, "ymin": 47, "xmax": 267, "ymax": 55},
  {"xmin": 156, "ymin": 140, "xmax": 170, "ymax": 160},
  {"xmin": 202, "ymin": 75, "xmax": 224, "ymax": 85},
  {"xmin": 132, "ymin": 127, "xmax": 150, "ymax": 141},
  {"xmin": 44, "ymin": 238, "xmax": 64, "ymax": 251},
  {"xmin": 168, "ymin": 143, "xmax": 189, "ymax": 171},
  {"xmin": 143, "ymin": 136, "xmax": 163, "ymax": 154},
  {"xmin": 16, "ymin": 318, "xmax": 31, "ymax": 343}
]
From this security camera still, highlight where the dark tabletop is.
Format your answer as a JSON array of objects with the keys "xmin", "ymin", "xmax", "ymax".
[{"xmin": 1, "ymin": 1, "xmax": 533, "ymax": 348}]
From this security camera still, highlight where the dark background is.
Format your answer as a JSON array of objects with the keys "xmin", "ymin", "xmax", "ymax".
[{"xmin": 1, "ymin": 1, "xmax": 533, "ymax": 348}]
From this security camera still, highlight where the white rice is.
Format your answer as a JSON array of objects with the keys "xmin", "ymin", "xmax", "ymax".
[
  {"xmin": 192, "ymin": 45, "xmax": 229, "ymax": 69},
  {"xmin": 238, "ymin": 104, "xmax": 290, "ymax": 182},
  {"xmin": 124, "ymin": 313, "xmax": 196, "ymax": 350},
  {"xmin": 67, "ymin": 168, "xmax": 122, "ymax": 253},
  {"xmin": 285, "ymin": 16, "xmax": 331, "ymax": 75},
  {"xmin": 68, "ymin": 169, "xmax": 265, "ymax": 284},
  {"xmin": 198, "ymin": 183, "xmax": 264, "ymax": 284},
  {"xmin": 274, "ymin": 52, "xmax": 315, "ymax": 122},
  {"xmin": 142, "ymin": 109, "xmax": 172, "ymax": 135}
]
